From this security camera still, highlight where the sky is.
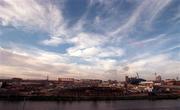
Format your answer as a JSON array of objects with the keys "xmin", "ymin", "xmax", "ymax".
[{"xmin": 0, "ymin": 0, "xmax": 180, "ymax": 80}]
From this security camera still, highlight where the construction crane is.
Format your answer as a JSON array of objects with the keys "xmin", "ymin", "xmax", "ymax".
[{"xmin": 127, "ymin": 72, "xmax": 146, "ymax": 85}]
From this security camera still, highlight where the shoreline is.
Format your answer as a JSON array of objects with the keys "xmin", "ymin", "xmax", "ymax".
[{"xmin": 0, "ymin": 94, "xmax": 179, "ymax": 101}]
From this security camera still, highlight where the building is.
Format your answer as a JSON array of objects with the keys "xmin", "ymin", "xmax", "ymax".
[
  {"xmin": 0, "ymin": 82, "xmax": 2, "ymax": 88},
  {"xmin": 11, "ymin": 78, "xmax": 23, "ymax": 85},
  {"xmin": 80, "ymin": 79, "xmax": 102, "ymax": 87},
  {"xmin": 139, "ymin": 81, "xmax": 154, "ymax": 87},
  {"xmin": 58, "ymin": 78, "xmax": 75, "ymax": 84},
  {"xmin": 165, "ymin": 79, "xmax": 176, "ymax": 86},
  {"xmin": 156, "ymin": 75, "xmax": 162, "ymax": 82}
]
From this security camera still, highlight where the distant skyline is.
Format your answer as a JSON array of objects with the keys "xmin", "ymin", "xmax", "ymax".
[{"xmin": 0, "ymin": 0, "xmax": 179, "ymax": 80}]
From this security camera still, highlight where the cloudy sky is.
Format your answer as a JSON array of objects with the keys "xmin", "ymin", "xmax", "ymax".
[{"xmin": 0, "ymin": 0, "xmax": 179, "ymax": 80}]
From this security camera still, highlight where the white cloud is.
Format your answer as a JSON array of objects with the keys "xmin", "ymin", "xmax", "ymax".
[
  {"xmin": 0, "ymin": 45, "xmax": 179, "ymax": 80},
  {"xmin": 67, "ymin": 46, "xmax": 99, "ymax": 57},
  {"xmin": 0, "ymin": 46, "xmax": 68, "ymax": 65},
  {"xmin": 67, "ymin": 32, "xmax": 124, "ymax": 58},
  {"xmin": 41, "ymin": 37, "xmax": 64, "ymax": 46},
  {"xmin": 92, "ymin": 58, "xmax": 118, "ymax": 70},
  {"xmin": 98, "ymin": 47, "xmax": 124, "ymax": 57},
  {"xmin": 0, "ymin": 46, "xmax": 75, "ymax": 79},
  {"xmin": 0, "ymin": 0, "xmax": 66, "ymax": 46},
  {"xmin": 67, "ymin": 32, "xmax": 105, "ymax": 57},
  {"xmin": 0, "ymin": 46, "xmax": 113, "ymax": 79},
  {"xmin": 0, "ymin": 44, "xmax": 125, "ymax": 80},
  {"xmin": 70, "ymin": 32, "xmax": 104, "ymax": 48},
  {"xmin": 68, "ymin": 46, "xmax": 124, "ymax": 58}
]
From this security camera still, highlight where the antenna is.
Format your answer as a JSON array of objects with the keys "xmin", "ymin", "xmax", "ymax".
[
  {"xmin": 155, "ymin": 72, "xmax": 157, "ymax": 77},
  {"xmin": 176, "ymin": 76, "xmax": 179, "ymax": 81},
  {"xmin": 46, "ymin": 74, "xmax": 49, "ymax": 81},
  {"xmin": 154, "ymin": 72, "xmax": 157, "ymax": 80},
  {"xmin": 136, "ymin": 72, "xmax": 139, "ymax": 78}
]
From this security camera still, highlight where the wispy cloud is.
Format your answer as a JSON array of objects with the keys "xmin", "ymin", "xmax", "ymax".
[
  {"xmin": 161, "ymin": 44, "xmax": 180, "ymax": 53},
  {"xmin": 172, "ymin": 5, "xmax": 180, "ymax": 24},
  {"xmin": 130, "ymin": 34, "xmax": 166, "ymax": 47},
  {"xmin": 0, "ymin": 0, "xmax": 179, "ymax": 80},
  {"xmin": 110, "ymin": 0, "xmax": 172, "ymax": 36},
  {"xmin": 0, "ymin": 0, "xmax": 67, "ymax": 46}
]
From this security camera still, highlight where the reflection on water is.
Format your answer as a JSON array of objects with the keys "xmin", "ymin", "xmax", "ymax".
[{"xmin": 0, "ymin": 99, "xmax": 180, "ymax": 110}]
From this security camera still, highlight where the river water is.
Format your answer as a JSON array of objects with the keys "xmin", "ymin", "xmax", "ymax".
[{"xmin": 0, "ymin": 99, "xmax": 180, "ymax": 110}]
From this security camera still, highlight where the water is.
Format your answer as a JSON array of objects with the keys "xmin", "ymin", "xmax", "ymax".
[{"xmin": 0, "ymin": 100, "xmax": 180, "ymax": 110}]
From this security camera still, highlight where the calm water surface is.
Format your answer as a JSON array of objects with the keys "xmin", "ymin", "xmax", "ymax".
[{"xmin": 0, "ymin": 99, "xmax": 180, "ymax": 110}]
